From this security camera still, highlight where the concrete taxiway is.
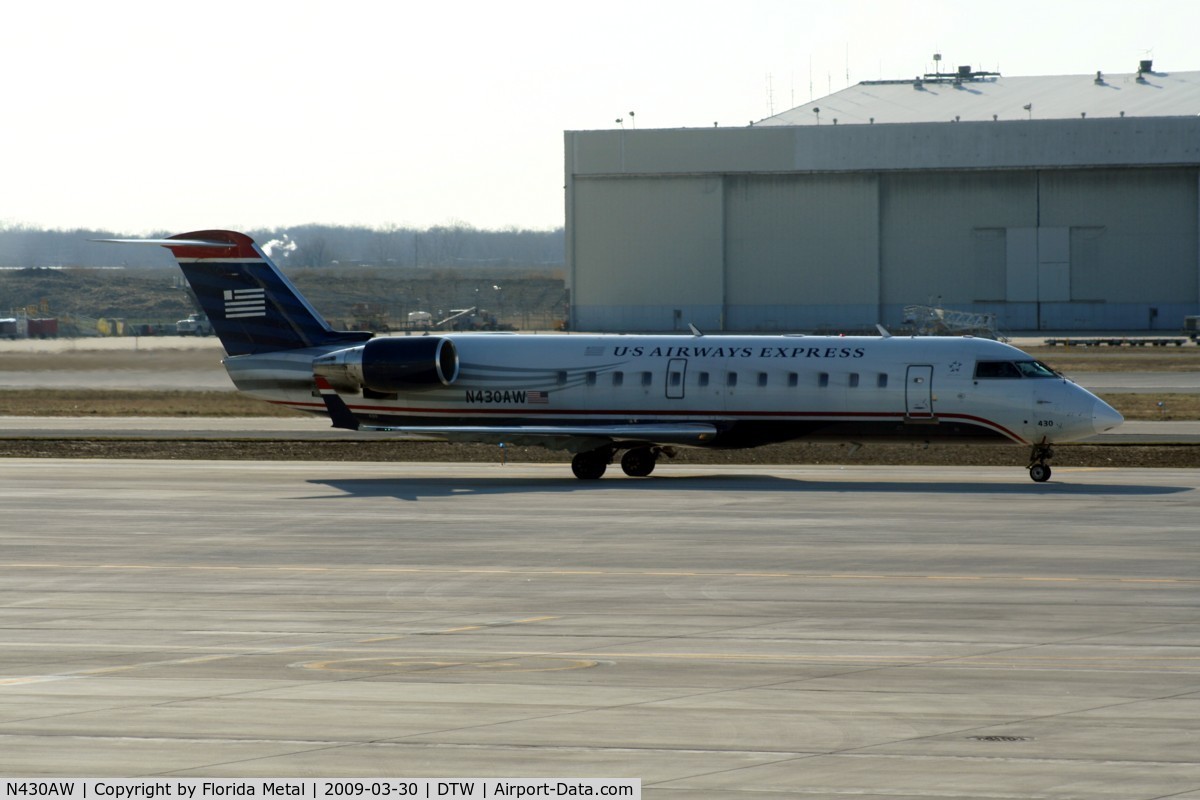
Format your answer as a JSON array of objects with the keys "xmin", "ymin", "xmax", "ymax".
[{"xmin": 1, "ymin": 460, "xmax": 1198, "ymax": 797}]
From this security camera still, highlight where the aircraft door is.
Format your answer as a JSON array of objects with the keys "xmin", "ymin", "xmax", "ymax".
[
  {"xmin": 666, "ymin": 358, "xmax": 687, "ymax": 399},
  {"xmin": 905, "ymin": 365, "xmax": 935, "ymax": 419}
]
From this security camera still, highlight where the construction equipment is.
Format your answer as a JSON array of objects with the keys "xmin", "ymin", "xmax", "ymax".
[
  {"xmin": 435, "ymin": 306, "xmax": 504, "ymax": 331},
  {"xmin": 903, "ymin": 304, "xmax": 1003, "ymax": 339}
]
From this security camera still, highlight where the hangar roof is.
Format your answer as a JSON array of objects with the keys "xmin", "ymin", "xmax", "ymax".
[{"xmin": 756, "ymin": 65, "xmax": 1200, "ymax": 126}]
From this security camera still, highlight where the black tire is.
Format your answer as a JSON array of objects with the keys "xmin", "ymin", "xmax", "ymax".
[
  {"xmin": 1029, "ymin": 463, "xmax": 1052, "ymax": 483},
  {"xmin": 571, "ymin": 452, "xmax": 608, "ymax": 480},
  {"xmin": 621, "ymin": 448, "xmax": 657, "ymax": 477}
]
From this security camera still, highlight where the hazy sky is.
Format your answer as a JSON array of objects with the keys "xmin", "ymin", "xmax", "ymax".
[{"xmin": 3, "ymin": 0, "xmax": 1196, "ymax": 234}]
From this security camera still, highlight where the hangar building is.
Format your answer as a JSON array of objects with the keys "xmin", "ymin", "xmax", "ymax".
[{"xmin": 564, "ymin": 62, "xmax": 1200, "ymax": 332}]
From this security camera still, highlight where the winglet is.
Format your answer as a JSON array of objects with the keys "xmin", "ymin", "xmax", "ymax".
[
  {"xmin": 314, "ymin": 376, "xmax": 360, "ymax": 431},
  {"xmin": 876, "ymin": 324, "xmax": 893, "ymax": 338}
]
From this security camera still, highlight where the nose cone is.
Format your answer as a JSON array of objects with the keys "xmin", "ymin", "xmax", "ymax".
[{"xmin": 1093, "ymin": 398, "xmax": 1124, "ymax": 434}]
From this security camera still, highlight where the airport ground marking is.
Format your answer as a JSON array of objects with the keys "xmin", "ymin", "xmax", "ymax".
[
  {"xmin": 5, "ymin": 629, "xmax": 1196, "ymax": 687},
  {"xmin": 358, "ymin": 615, "xmax": 558, "ymax": 644},
  {"xmin": 0, "ymin": 617, "xmax": 555, "ymax": 688},
  {"xmin": 299, "ymin": 655, "xmax": 598, "ymax": 675},
  {"xmin": 2, "ymin": 562, "xmax": 1195, "ymax": 587},
  {"xmin": 292, "ymin": 648, "xmax": 1200, "ymax": 674},
  {"xmin": 6, "ymin": 645, "xmax": 1196, "ymax": 685}
]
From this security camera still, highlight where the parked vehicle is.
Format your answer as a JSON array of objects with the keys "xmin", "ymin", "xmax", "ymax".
[{"xmin": 176, "ymin": 312, "xmax": 213, "ymax": 336}]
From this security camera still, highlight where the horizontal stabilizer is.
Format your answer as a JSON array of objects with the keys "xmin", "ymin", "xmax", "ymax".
[{"xmin": 93, "ymin": 238, "xmax": 233, "ymax": 248}]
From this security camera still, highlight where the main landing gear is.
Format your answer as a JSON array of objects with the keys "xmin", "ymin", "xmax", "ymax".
[
  {"xmin": 570, "ymin": 446, "xmax": 671, "ymax": 480},
  {"xmin": 570, "ymin": 448, "xmax": 611, "ymax": 480},
  {"xmin": 620, "ymin": 447, "xmax": 658, "ymax": 477},
  {"xmin": 1027, "ymin": 441, "xmax": 1055, "ymax": 483}
]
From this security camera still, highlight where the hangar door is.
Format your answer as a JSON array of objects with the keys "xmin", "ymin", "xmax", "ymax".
[
  {"xmin": 1006, "ymin": 227, "xmax": 1070, "ymax": 302},
  {"xmin": 571, "ymin": 176, "xmax": 724, "ymax": 331}
]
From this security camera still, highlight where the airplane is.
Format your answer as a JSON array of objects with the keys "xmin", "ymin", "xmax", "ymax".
[{"xmin": 99, "ymin": 230, "xmax": 1123, "ymax": 482}]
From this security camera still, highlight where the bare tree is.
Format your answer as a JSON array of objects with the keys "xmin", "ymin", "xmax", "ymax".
[{"xmin": 294, "ymin": 236, "xmax": 331, "ymax": 268}]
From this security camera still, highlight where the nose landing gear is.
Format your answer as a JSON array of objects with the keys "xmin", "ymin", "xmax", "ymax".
[{"xmin": 1028, "ymin": 442, "xmax": 1055, "ymax": 483}]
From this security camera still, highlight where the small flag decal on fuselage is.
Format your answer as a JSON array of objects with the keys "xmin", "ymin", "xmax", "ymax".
[
  {"xmin": 527, "ymin": 390, "xmax": 549, "ymax": 404},
  {"xmin": 224, "ymin": 288, "xmax": 266, "ymax": 318}
]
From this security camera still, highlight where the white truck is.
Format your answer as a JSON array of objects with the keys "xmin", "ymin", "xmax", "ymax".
[{"xmin": 176, "ymin": 312, "xmax": 213, "ymax": 336}]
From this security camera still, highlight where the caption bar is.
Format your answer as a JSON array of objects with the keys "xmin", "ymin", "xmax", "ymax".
[{"xmin": 1, "ymin": 781, "xmax": 639, "ymax": 800}]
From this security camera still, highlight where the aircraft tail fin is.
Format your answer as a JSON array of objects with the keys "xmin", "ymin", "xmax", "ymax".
[{"xmin": 99, "ymin": 230, "xmax": 371, "ymax": 356}]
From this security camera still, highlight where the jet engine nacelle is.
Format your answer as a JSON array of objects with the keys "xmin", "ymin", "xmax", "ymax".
[{"xmin": 313, "ymin": 337, "xmax": 459, "ymax": 393}]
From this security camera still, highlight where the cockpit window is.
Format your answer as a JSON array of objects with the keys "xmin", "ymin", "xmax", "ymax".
[
  {"xmin": 974, "ymin": 360, "xmax": 1058, "ymax": 379},
  {"xmin": 1014, "ymin": 360, "xmax": 1058, "ymax": 378},
  {"xmin": 974, "ymin": 361, "xmax": 1022, "ymax": 378}
]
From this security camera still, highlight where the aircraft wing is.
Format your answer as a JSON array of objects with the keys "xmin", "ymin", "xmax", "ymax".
[
  {"xmin": 314, "ymin": 377, "xmax": 717, "ymax": 451},
  {"xmin": 353, "ymin": 422, "xmax": 718, "ymax": 450},
  {"xmin": 332, "ymin": 414, "xmax": 719, "ymax": 450}
]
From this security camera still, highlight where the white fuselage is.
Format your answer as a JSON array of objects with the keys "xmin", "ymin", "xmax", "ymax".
[{"xmin": 225, "ymin": 333, "xmax": 1120, "ymax": 449}]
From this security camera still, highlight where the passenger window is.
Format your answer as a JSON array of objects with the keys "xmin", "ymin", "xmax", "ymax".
[
  {"xmin": 556, "ymin": 370, "xmax": 568, "ymax": 385},
  {"xmin": 848, "ymin": 373, "xmax": 859, "ymax": 388},
  {"xmin": 787, "ymin": 372, "xmax": 798, "ymax": 388},
  {"xmin": 612, "ymin": 371, "xmax": 624, "ymax": 387},
  {"xmin": 586, "ymin": 372, "xmax": 597, "ymax": 386},
  {"xmin": 641, "ymin": 372, "xmax": 652, "ymax": 387},
  {"xmin": 727, "ymin": 372, "xmax": 738, "ymax": 387},
  {"xmin": 877, "ymin": 373, "xmax": 888, "ymax": 388},
  {"xmin": 818, "ymin": 372, "xmax": 829, "ymax": 387},
  {"xmin": 974, "ymin": 361, "xmax": 1022, "ymax": 379},
  {"xmin": 697, "ymin": 372, "xmax": 710, "ymax": 387},
  {"xmin": 757, "ymin": 372, "xmax": 768, "ymax": 387}
]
